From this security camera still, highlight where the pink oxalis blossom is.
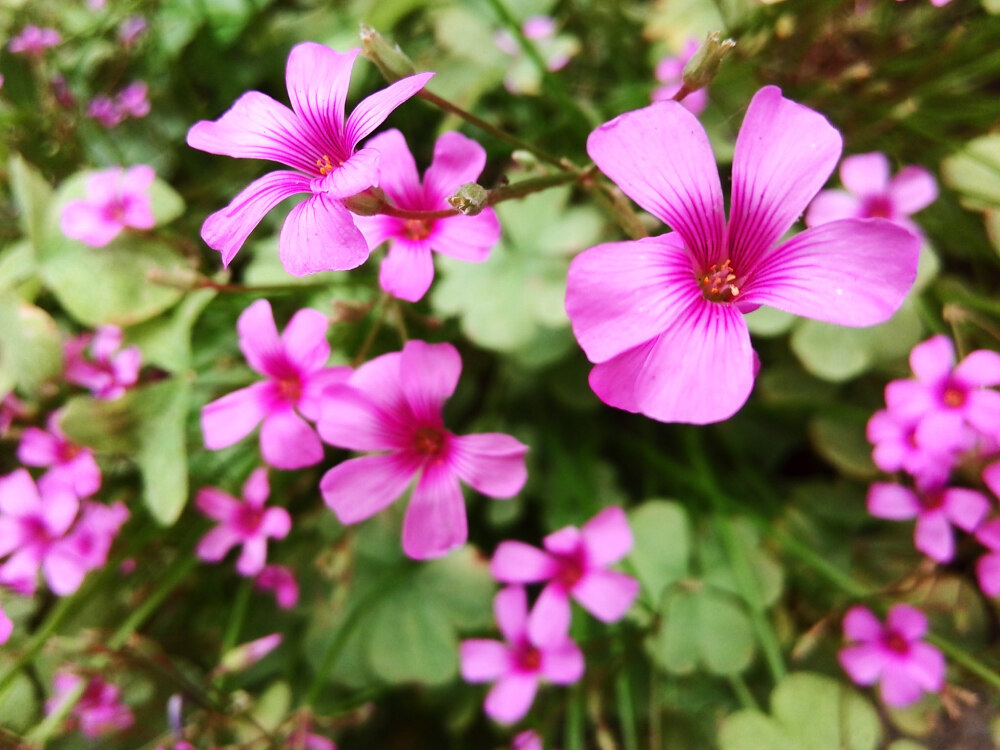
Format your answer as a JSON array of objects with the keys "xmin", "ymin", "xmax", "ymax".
[
  {"xmin": 866, "ymin": 405, "xmax": 961, "ymax": 488},
  {"xmin": 60, "ymin": 165, "xmax": 156, "ymax": 247},
  {"xmin": 839, "ymin": 604, "xmax": 945, "ymax": 706},
  {"xmin": 491, "ymin": 507, "xmax": 638, "ymax": 642},
  {"xmin": 64, "ymin": 325, "xmax": 142, "ymax": 400},
  {"xmin": 867, "ymin": 482, "xmax": 989, "ymax": 562},
  {"xmin": 255, "ymin": 563, "xmax": 299, "ymax": 609},
  {"xmin": 186, "ymin": 42, "xmax": 433, "ymax": 275},
  {"xmin": 18, "ymin": 412, "xmax": 102, "ymax": 498},
  {"xmin": 513, "ymin": 730, "xmax": 544, "ymax": 750},
  {"xmin": 461, "ymin": 586, "xmax": 584, "ymax": 724},
  {"xmin": 196, "ymin": 468, "xmax": 291, "ymax": 577},
  {"xmin": 806, "ymin": 152, "xmax": 938, "ymax": 237},
  {"xmin": 87, "ymin": 96, "xmax": 125, "ymax": 128},
  {"xmin": 352, "ymin": 129, "xmax": 501, "ymax": 302},
  {"xmin": 117, "ymin": 81, "xmax": 151, "ymax": 118},
  {"xmin": 201, "ymin": 299, "xmax": 349, "ymax": 469},
  {"xmin": 47, "ymin": 672, "xmax": 134, "ymax": 738},
  {"xmin": 564, "ymin": 85, "xmax": 919, "ymax": 424},
  {"xmin": 317, "ymin": 340, "xmax": 528, "ymax": 559},
  {"xmin": 651, "ymin": 38, "xmax": 707, "ymax": 115},
  {"xmin": 973, "ymin": 463, "xmax": 1000, "ymax": 597},
  {"xmin": 494, "ymin": 16, "xmax": 576, "ymax": 95},
  {"xmin": 9, "ymin": 25, "xmax": 61, "ymax": 56}
]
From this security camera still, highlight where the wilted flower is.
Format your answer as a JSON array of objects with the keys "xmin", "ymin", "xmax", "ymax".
[
  {"xmin": 9, "ymin": 25, "xmax": 61, "ymax": 57},
  {"xmin": 255, "ymin": 564, "xmax": 299, "ymax": 609},
  {"xmin": 201, "ymin": 299, "xmax": 349, "ymax": 469},
  {"xmin": 47, "ymin": 672, "xmax": 134, "ymax": 738},
  {"xmin": 460, "ymin": 586, "xmax": 584, "ymax": 724},
  {"xmin": 839, "ymin": 604, "xmax": 945, "ymax": 706},
  {"xmin": 60, "ymin": 165, "xmax": 156, "ymax": 247},
  {"xmin": 651, "ymin": 38, "xmax": 707, "ymax": 115},
  {"xmin": 565, "ymin": 86, "xmax": 919, "ymax": 424},
  {"xmin": 186, "ymin": 42, "xmax": 432, "ymax": 275},
  {"xmin": 352, "ymin": 129, "xmax": 501, "ymax": 301},
  {"xmin": 18, "ymin": 412, "xmax": 101, "ymax": 498},
  {"xmin": 318, "ymin": 341, "xmax": 528, "ymax": 559},
  {"xmin": 64, "ymin": 325, "xmax": 142, "ymax": 400},
  {"xmin": 491, "ymin": 507, "xmax": 638, "ymax": 641},
  {"xmin": 196, "ymin": 468, "xmax": 291, "ymax": 577}
]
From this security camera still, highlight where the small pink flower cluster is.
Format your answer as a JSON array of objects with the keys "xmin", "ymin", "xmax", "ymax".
[
  {"xmin": 460, "ymin": 508, "xmax": 637, "ymax": 724},
  {"xmin": 64, "ymin": 325, "xmax": 142, "ymax": 398},
  {"xmin": 866, "ymin": 335, "xmax": 1000, "ymax": 595},
  {"xmin": 87, "ymin": 81, "xmax": 150, "ymax": 128},
  {"xmin": 8, "ymin": 25, "xmax": 61, "ymax": 57},
  {"xmin": 60, "ymin": 165, "xmax": 156, "ymax": 248},
  {"xmin": 47, "ymin": 671, "xmax": 134, "ymax": 739}
]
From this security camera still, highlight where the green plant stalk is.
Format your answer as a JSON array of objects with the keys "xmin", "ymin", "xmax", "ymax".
[
  {"xmin": 564, "ymin": 686, "xmax": 586, "ymax": 750},
  {"xmin": 25, "ymin": 679, "xmax": 86, "ymax": 747},
  {"xmin": 109, "ymin": 555, "xmax": 197, "ymax": 650},
  {"xmin": 215, "ymin": 578, "xmax": 254, "ymax": 689},
  {"xmin": 0, "ymin": 590, "xmax": 82, "ymax": 699},
  {"xmin": 614, "ymin": 667, "xmax": 639, "ymax": 750},
  {"xmin": 727, "ymin": 674, "xmax": 759, "ymax": 712}
]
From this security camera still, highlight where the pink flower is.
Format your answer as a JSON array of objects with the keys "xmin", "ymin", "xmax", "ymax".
[
  {"xmin": 60, "ymin": 165, "xmax": 156, "ymax": 247},
  {"xmin": 47, "ymin": 672, "xmax": 134, "ymax": 739},
  {"xmin": 565, "ymin": 86, "xmax": 919, "ymax": 424},
  {"xmin": 87, "ymin": 96, "xmax": 125, "ymax": 128},
  {"xmin": 897, "ymin": 0, "xmax": 952, "ymax": 5},
  {"xmin": 196, "ymin": 469, "xmax": 291, "ymax": 577},
  {"xmin": 9, "ymin": 26, "xmax": 61, "ymax": 56},
  {"xmin": 0, "ymin": 469, "xmax": 86, "ymax": 596},
  {"xmin": 67, "ymin": 501, "xmax": 129, "ymax": 574},
  {"xmin": 494, "ymin": 16, "xmax": 576, "ymax": 95},
  {"xmin": 513, "ymin": 730, "xmax": 544, "ymax": 750},
  {"xmin": 18, "ymin": 412, "xmax": 102, "ymax": 498},
  {"xmin": 118, "ymin": 17, "xmax": 147, "ymax": 46},
  {"xmin": 866, "ymin": 407, "xmax": 961, "ymax": 488},
  {"xmin": 51, "ymin": 75, "xmax": 75, "ymax": 108},
  {"xmin": 867, "ymin": 482, "xmax": 989, "ymax": 562},
  {"xmin": 491, "ymin": 507, "xmax": 638, "ymax": 642},
  {"xmin": 255, "ymin": 564, "xmax": 299, "ymax": 609},
  {"xmin": 116, "ymin": 81, "xmax": 150, "ymax": 118},
  {"xmin": 218, "ymin": 633, "xmax": 283, "ymax": 673},
  {"xmin": 0, "ymin": 393, "xmax": 26, "ymax": 437},
  {"xmin": 884, "ymin": 336, "xmax": 1000, "ymax": 451},
  {"xmin": 838, "ymin": 604, "xmax": 945, "ymax": 706},
  {"xmin": 201, "ymin": 299, "xmax": 349, "ymax": 469},
  {"xmin": 352, "ymin": 130, "xmax": 501, "ymax": 302},
  {"xmin": 651, "ymin": 38, "xmax": 707, "ymax": 115},
  {"xmin": 64, "ymin": 325, "xmax": 142, "ymax": 400},
  {"xmin": 317, "ymin": 341, "xmax": 528, "ymax": 559},
  {"xmin": 806, "ymin": 152, "xmax": 938, "ymax": 237},
  {"xmin": 186, "ymin": 42, "xmax": 433, "ymax": 275},
  {"xmin": 0, "ymin": 604, "xmax": 12, "ymax": 645},
  {"xmin": 975, "ymin": 518, "xmax": 1000, "ymax": 597},
  {"xmin": 460, "ymin": 586, "xmax": 584, "ymax": 724}
]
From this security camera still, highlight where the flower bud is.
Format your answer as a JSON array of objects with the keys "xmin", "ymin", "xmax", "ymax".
[
  {"xmin": 681, "ymin": 31, "xmax": 736, "ymax": 93},
  {"xmin": 360, "ymin": 25, "xmax": 416, "ymax": 82},
  {"xmin": 344, "ymin": 187, "xmax": 385, "ymax": 216},
  {"xmin": 218, "ymin": 633, "xmax": 282, "ymax": 674},
  {"xmin": 447, "ymin": 183, "xmax": 489, "ymax": 216}
]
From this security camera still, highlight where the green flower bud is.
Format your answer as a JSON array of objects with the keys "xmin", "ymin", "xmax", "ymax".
[
  {"xmin": 681, "ymin": 31, "xmax": 736, "ymax": 93},
  {"xmin": 447, "ymin": 183, "xmax": 489, "ymax": 216},
  {"xmin": 360, "ymin": 24, "xmax": 417, "ymax": 82}
]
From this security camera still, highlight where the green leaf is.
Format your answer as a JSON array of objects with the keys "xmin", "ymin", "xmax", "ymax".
[
  {"xmin": 627, "ymin": 500, "xmax": 690, "ymax": 601},
  {"xmin": 0, "ymin": 241, "xmax": 36, "ymax": 294},
  {"xmin": 700, "ymin": 519, "xmax": 784, "ymax": 610},
  {"xmin": 0, "ymin": 295, "xmax": 63, "ymax": 396},
  {"xmin": 415, "ymin": 546, "xmax": 495, "ymax": 630},
  {"xmin": 745, "ymin": 306, "xmax": 795, "ymax": 337},
  {"xmin": 0, "ymin": 666, "xmax": 36, "ymax": 732},
  {"xmin": 809, "ymin": 416, "xmax": 879, "ymax": 480},
  {"xmin": 366, "ymin": 586, "xmax": 458, "ymax": 685},
  {"xmin": 8, "ymin": 154, "xmax": 53, "ymax": 250},
  {"xmin": 941, "ymin": 133, "xmax": 1000, "ymax": 210},
  {"xmin": 148, "ymin": 176, "xmax": 186, "ymax": 226},
  {"xmin": 651, "ymin": 587, "xmax": 755, "ymax": 675},
  {"xmin": 718, "ymin": 672, "xmax": 882, "ymax": 750},
  {"xmin": 132, "ymin": 379, "xmax": 191, "ymax": 525},
  {"xmin": 127, "ymin": 288, "xmax": 217, "ymax": 374},
  {"xmin": 650, "ymin": 588, "xmax": 700, "ymax": 674}
]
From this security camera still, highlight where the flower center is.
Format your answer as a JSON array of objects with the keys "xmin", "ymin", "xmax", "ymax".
[
  {"xmin": 555, "ymin": 553, "xmax": 586, "ymax": 589},
  {"xmin": 404, "ymin": 219, "xmax": 433, "ymax": 240},
  {"xmin": 919, "ymin": 490, "xmax": 945, "ymax": 512},
  {"xmin": 234, "ymin": 504, "xmax": 265, "ymax": 535},
  {"xmin": 942, "ymin": 384, "xmax": 966, "ymax": 408},
  {"xmin": 699, "ymin": 259, "xmax": 740, "ymax": 302},
  {"xmin": 56, "ymin": 442, "xmax": 81, "ymax": 463},
  {"xmin": 315, "ymin": 155, "xmax": 340, "ymax": 176},
  {"xmin": 863, "ymin": 196, "xmax": 893, "ymax": 220},
  {"xmin": 277, "ymin": 375, "xmax": 302, "ymax": 403},
  {"xmin": 518, "ymin": 645, "xmax": 543, "ymax": 671},
  {"xmin": 881, "ymin": 629, "xmax": 910, "ymax": 655},
  {"xmin": 412, "ymin": 426, "xmax": 446, "ymax": 456}
]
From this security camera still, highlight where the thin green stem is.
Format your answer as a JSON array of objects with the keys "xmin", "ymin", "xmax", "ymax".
[
  {"xmin": 352, "ymin": 293, "xmax": 391, "ymax": 367},
  {"xmin": 215, "ymin": 578, "xmax": 254, "ymax": 689},
  {"xmin": 926, "ymin": 634, "xmax": 1000, "ymax": 690},
  {"xmin": 727, "ymin": 674, "xmax": 759, "ymax": 711},
  {"xmin": 109, "ymin": 555, "xmax": 197, "ymax": 650},
  {"xmin": 564, "ymin": 686, "xmax": 586, "ymax": 750},
  {"xmin": 26, "ymin": 679, "xmax": 86, "ymax": 746},
  {"xmin": 614, "ymin": 666, "xmax": 639, "ymax": 750},
  {"xmin": 0, "ymin": 593, "xmax": 80, "ymax": 698}
]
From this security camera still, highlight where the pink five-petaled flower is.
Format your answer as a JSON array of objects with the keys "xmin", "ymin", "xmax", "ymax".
[
  {"xmin": 201, "ymin": 299, "xmax": 349, "ymax": 469},
  {"xmin": 255, "ymin": 563, "xmax": 299, "ymax": 609},
  {"xmin": 565, "ymin": 85, "xmax": 919, "ymax": 424},
  {"xmin": 490, "ymin": 507, "xmax": 638, "ymax": 642},
  {"xmin": 195, "ymin": 468, "xmax": 291, "ymax": 577},
  {"xmin": 317, "ymin": 340, "xmax": 528, "ymax": 559},
  {"xmin": 352, "ymin": 129, "xmax": 501, "ymax": 302},
  {"xmin": 839, "ymin": 604, "xmax": 945, "ymax": 706},
  {"xmin": 461, "ymin": 586, "xmax": 584, "ymax": 724},
  {"xmin": 18, "ymin": 412, "xmax": 101, "ymax": 499},
  {"xmin": 47, "ymin": 672, "xmax": 134, "ymax": 739},
  {"xmin": 9, "ymin": 25, "xmax": 61, "ymax": 56},
  {"xmin": 0, "ymin": 469, "xmax": 86, "ymax": 596},
  {"xmin": 64, "ymin": 325, "xmax": 142, "ymax": 400},
  {"xmin": 651, "ymin": 38, "xmax": 707, "ymax": 115},
  {"xmin": 866, "ymin": 406, "xmax": 961, "ymax": 489},
  {"xmin": 806, "ymin": 152, "xmax": 938, "ymax": 238},
  {"xmin": 867, "ymin": 482, "xmax": 989, "ymax": 562},
  {"xmin": 973, "ymin": 462, "xmax": 1000, "ymax": 597},
  {"xmin": 186, "ymin": 42, "xmax": 433, "ymax": 276},
  {"xmin": 60, "ymin": 165, "xmax": 156, "ymax": 247}
]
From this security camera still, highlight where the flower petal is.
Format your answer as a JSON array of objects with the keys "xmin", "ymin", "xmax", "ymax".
[
  {"xmin": 236, "ymin": 536, "xmax": 269, "ymax": 576},
  {"xmin": 843, "ymin": 606, "xmax": 883, "ymax": 642},
  {"xmin": 728, "ymin": 86, "xmax": 842, "ymax": 267},
  {"xmin": 941, "ymin": 488, "xmax": 989, "ymax": 532},
  {"xmin": 586, "ymin": 101, "xmax": 724, "ymax": 268},
  {"xmin": 196, "ymin": 487, "xmax": 239, "ymax": 523},
  {"xmin": 448, "ymin": 432, "xmax": 529, "ymax": 499},
  {"xmin": 460, "ymin": 639, "xmax": 511, "ymax": 682},
  {"xmin": 495, "ymin": 585, "xmax": 529, "ymax": 644},
  {"xmin": 804, "ymin": 189, "xmax": 860, "ymax": 227},
  {"xmin": 976, "ymin": 552, "xmax": 1000, "ymax": 597},
  {"xmin": 312, "ymin": 147, "xmax": 381, "ymax": 199},
  {"xmin": 278, "ymin": 193, "xmax": 370, "ymax": 275},
  {"xmin": 17, "ymin": 428, "xmax": 61, "ymax": 466},
  {"xmin": 423, "ymin": 131, "xmax": 488, "ymax": 205},
  {"xmin": 887, "ymin": 166, "xmax": 937, "ymax": 215},
  {"xmin": 259, "ymin": 409, "xmax": 324, "ymax": 469},
  {"xmin": 379, "ymin": 240, "xmax": 435, "ymax": 302},
  {"xmin": 526, "ymin": 585, "xmax": 572, "ymax": 648},
  {"xmin": 909, "ymin": 335, "xmax": 955, "ymax": 385},
  {"xmin": 319, "ymin": 453, "xmax": 417, "ymax": 524},
  {"xmin": 201, "ymin": 382, "xmax": 271, "ymax": 450},
  {"xmin": 885, "ymin": 604, "xmax": 927, "ymax": 640},
  {"xmin": 43, "ymin": 545, "xmax": 87, "ymax": 596},
  {"xmin": 202, "ymin": 171, "xmax": 311, "ymax": 266},
  {"xmin": 242, "ymin": 468, "xmax": 270, "ymax": 507},
  {"xmin": 344, "ymin": 72, "xmax": 435, "ymax": 149},
  {"xmin": 905, "ymin": 642, "xmax": 945, "ymax": 691},
  {"xmin": 402, "ymin": 463, "xmax": 467, "ymax": 559},
  {"xmin": 838, "ymin": 643, "xmax": 884, "ymax": 685},
  {"xmin": 0, "ymin": 469, "xmax": 42, "ymax": 517},
  {"xmin": 363, "ymin": 129, "xmax": 421, "ymax": 206},
  {"xmin": 839, "ymin": 152, "xmax": 890, "ymax": 197},
  {"xmin": 740, "ymin": 218, "xmax": 919, "ymax": 327},
  {"xmin": 197, "ymin": 525, "xmax": 241, "ymax": 563},
  {"xmin": 572, "ymin": 569, "xmax": 638, "ymax": 623},
  {"xmin": 954, "ymin": 348, "xmax": 1000, "ymax": 387},
  {"xmin": 285, "ymin": 43, "xmax": 357, "ymax": 153},
  {"xmin": 430, "ymin": 211, "xmax": 501, "ymax": 261},
  {"xmin": 914, "ymin": 512, "xmax": 953, "ymax": 562},
  {"xmin": 484, "ymin": 672, "xmax": 538, "ymax": 724},
  {"xmin": 490, "ymin": 541, "xmax": 557, "ymax": 583},
  {"xmin": 237, "ymin": 299, "xmax": 283, "ymax": 376},
  {"xmin": 60, "ymin": 201, "xmax": 121, "ymax": 247},
  {"xmin": 539, "ymin": 641, "xmax": 585, "ymax": 685},
  {"xmin": 879, "ymin": 665, "xmax": 923, "ymax": 707},
  {"xmin": 866, "ymin": 482, "xmax": 920, "ymax": 520},
  {"xmin": 281, "ymin": 308, "xmax": 330, "ymax": 374},
  {"xmin": 317, "ymin": 385, "xmax": 405, "ymax": 451},
  {"xmin": 399, "ymin": 341, "xmax": 462, "ymax": 425},
  {"xmin": 580, "ymin": 506, "xmax": 633, "ymax": 566}
]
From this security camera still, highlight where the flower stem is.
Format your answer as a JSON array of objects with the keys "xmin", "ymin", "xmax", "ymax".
[{"xmin": 352, "ymin": 292, "xmax": 392, "ymax": 367}]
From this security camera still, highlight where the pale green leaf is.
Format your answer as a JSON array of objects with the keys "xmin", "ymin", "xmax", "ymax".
[
  {"xmin": 628, "ymin": 500, "xmax": 690, "ymax": 601},
  {"xmin": 0, "ymin": 295, "xmax": 63, "ymax": 396},
  {"xmin": 366, "ymin": 587, "xmax": 458, "ymax": 685},
  {"xmin": 8, "ymin": 154, "xmax": 53, "ymax": 250}
]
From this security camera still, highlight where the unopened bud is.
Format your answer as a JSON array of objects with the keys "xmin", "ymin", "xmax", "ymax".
[
  {"xmin": 447, "ymin": 183, "xmax": 488, "ymax": 216},
  {"xmin": 511, "ymin": 150, "xmax": 539, "ymax": 169},
  {"xmin": 218, "ymin": 633, "xmax": 282, "ymax": 675},
  {"xmin": 681, "ymin": 31, "xmax": 736, "ymax": 92},
  {"xmin": 360, "ymin": 24, "xmax": 416, "ymax": 82},
  {"xmin": 344, "ymin": 187, "xmax": 385, "ymax": 216}
]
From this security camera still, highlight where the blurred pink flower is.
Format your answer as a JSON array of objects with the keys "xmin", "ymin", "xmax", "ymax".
[
  {"xmin": 866, "ymin": 406, "xmax": 962, "ymax": 488},
  {"xmin": 18, "ymin": 412, "xmax": 101, "ymax": 498},
  {"xmin": 196, "ymin": 468, "xmax": 291, "ymax": 577},
  {"xmin": 897, "ymin": 0, "xmax": 952, "ymax": 5},
  {"xmin": 67, "ymin": 500, "xmax": 128, "ymax": 574},
  {"xmin": 218, "ymin": 633, "xmax": 282, "ymax": 672},
  {"xmin": 460, "ymin": 586, "xmax": 584, "ymax": 724},
  {"xmin": 255, "ymin": 563, "xmax": 299, "ymax": 609},
  {"xmin": 867, "ymin": 482, "xmax": 989, "ymax": 562},
  {"xmin": 87, "ymin": 96, "xmax": 125, "ymax": 128},
  {"xmin": 352, "ymin": 129, "xmax": 501, "ymax": 302},
  {"xmin": 651, "ymin": 38, "xmax": 707, "ymax": 115},
  {"xmin": 494, "ymin": 16, "xmax": 577, "ymax": 94},
  {"xmin": 0, "ymin": 469, "xmax": 84, "ymax": 596},
  {"xmin": 118, "ymin": 17, "xmax": 148, "ymax": 46},
  {"xmin": 288, "ymin": 720, "xmax": 337, "ymax": 750},
  {"xmin": 839, "ymin": 604, "xmax": 945, "ymax": 706},
  {"xmin": 513, "ymin": 731, "xmax": 544, "ymax": 750},
  {"xmin": 116, "ymin": 81, "xmax": 150, "ymax": 118},
  {"xmin": 0, "ymin": 604, "xmax": 11, "ymax": 645},
  {"xmin": 201, "ymin": 299, "xmax": 349, "ymax": 469},
  {"xmin": 975, "ymin": 518, "xmax": 1000, "ymax": 597},
  {"xmin": 491, "ymin": 507, "xmax": 638, "ymax": 641},
  {"xmin": 186, "ymin": 42, "xmax": 432, "ymax": 275},
  {"xmin": 51, "ymin": 75, "xmax": 75, "ymax": 108},
  {"xmin": 806, "ymin": 152, "xmax": 937, "ymax": 237},
  {"xmin": 565, "ymin": 86, "xmax": 919, "ymax": 424},
  {"xmin": 48, "ymin": 672, "xmax": 134, "ymax": 738},
  {"xmin": 9, "ymin": 25, "xmax": 61, "ymax": 56},
  {"xmin": 0, "ymin": 393, "xmax": 26, "ymax": 437},
  {"xmin": 60, "ymin": 165, "xmax": 156, "ymax": 247},
  {"xmin": 64, "ymin": 325, "xmax": 142, "ymax": 400},
  {"xmin": 317, "ymin": 340, "xmax": 528, "ymax": 559}
]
